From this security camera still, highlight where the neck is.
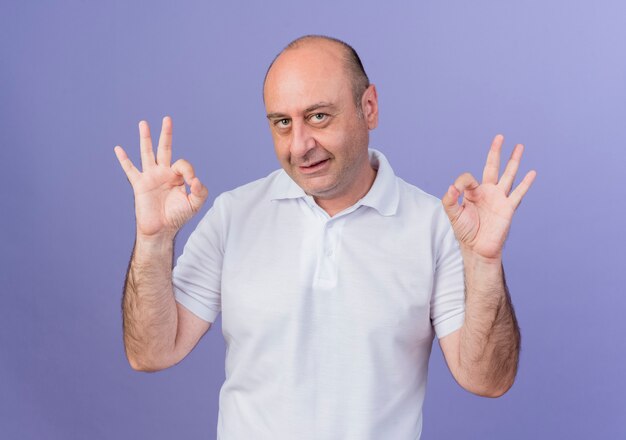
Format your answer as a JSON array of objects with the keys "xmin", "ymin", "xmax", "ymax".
[{"xmin": 315, "ymin": 165, "xmax": 377, "ymax": 217}]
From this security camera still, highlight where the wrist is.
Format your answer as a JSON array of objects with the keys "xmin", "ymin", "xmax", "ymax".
[
  {"xmin": 460, "ymin": 246, "xmax": 504, "ymax": 295},
  {"xmin": 134, "ymin": 231, "xmax": 176, "ymax": 256},
  {"xmin": 460, "ymin": 245, "xmax": 502, "ymax": 268}
]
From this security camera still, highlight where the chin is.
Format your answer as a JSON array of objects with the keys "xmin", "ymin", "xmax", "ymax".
[
  {"xmin": 299, "ymin": 177, "xmax": 338, "ymax": 198},
  {"xmin": 306, "ymin": 184, "xmax": 343, "ymax": 200}
]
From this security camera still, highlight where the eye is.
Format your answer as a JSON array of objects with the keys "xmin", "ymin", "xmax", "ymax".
[
  {"xmin": 309, "ymin": 113, "xmax": 328, "ymax": 123},
  {"xmin": 274, "ymin": 118, "xmax": 291, "ymax": 128}
]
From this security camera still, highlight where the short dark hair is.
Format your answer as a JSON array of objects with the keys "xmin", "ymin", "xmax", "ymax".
[{"xmin": 264, "ymin": 35, "xmax": 370, "ymax": 110}]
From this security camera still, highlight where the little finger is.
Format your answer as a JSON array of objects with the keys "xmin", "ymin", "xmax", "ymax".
[
  {"xmin": 114, "ymin": 146, "xmax": 140, "ymax": 185},
  {"xmin": 509, "ymin": 170, "xmax": 537, "ymax": 209}
]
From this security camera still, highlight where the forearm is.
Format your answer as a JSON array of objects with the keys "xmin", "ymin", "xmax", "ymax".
[
  {"xmin": 122, "ymin": 233, "xmax": 179, "ymax": 371},
  {"xmin": 457, "ymin": 249, "xmax": 520, "ymax": 396}
]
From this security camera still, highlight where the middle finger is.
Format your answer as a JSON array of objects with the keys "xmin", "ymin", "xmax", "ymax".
[{"xmin": 157, "ymin": 116, "xmax": 173, "ymax": 167}]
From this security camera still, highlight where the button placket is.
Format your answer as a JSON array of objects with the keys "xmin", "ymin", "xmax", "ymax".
[
  {"xmin": 308, "ymin": 206, "xmax": 352, "ymax": 289},
  {"xmin": 325, "ymin": 220, "xmax": 337, "ymax": 258}
]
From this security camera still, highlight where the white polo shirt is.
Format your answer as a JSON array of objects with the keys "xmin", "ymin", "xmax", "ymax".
[{"xmin": 173, "ymin": 149, "xmax": 465, "ymax": 440}]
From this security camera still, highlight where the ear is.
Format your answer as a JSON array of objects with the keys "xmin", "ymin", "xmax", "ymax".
[{"xmin": 360, "ymin": 84, "xmax": 379, "ymax": 129}]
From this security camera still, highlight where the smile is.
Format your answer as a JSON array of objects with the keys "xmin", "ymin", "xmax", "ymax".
[{"xmin": 298, "ymin": 158, "xmax": 330, "ymax": 174}]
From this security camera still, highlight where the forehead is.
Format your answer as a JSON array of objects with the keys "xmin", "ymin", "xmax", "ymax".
[{"xmin": 264, "ymin": 43, "xmax": 352, "ymax": 114}]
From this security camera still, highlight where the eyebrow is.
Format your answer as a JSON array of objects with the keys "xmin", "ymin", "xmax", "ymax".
[{"xmin": 266, "ymin": 102, "xmax": 337, "ymax": 120}]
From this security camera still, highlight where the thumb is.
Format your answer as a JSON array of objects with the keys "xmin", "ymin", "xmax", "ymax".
[
  {"xmin": 188, "ymin": 177, "xmax": 209, "ymax": 212},
  {"xmin": 442, "ymin": 184, "xmax": 462, "ymax": 222}
]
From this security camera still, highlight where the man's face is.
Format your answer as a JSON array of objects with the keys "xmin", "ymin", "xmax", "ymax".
[{"xmin": 263, "ymin": 42, "xmax": 377, "ymax": 206}]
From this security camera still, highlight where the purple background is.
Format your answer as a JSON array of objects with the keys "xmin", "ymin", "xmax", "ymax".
[{"xmin": 2, "ymin": 1, "xmax": 625, "ymax": 438}]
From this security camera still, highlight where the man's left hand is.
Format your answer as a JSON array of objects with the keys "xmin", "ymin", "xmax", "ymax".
[{"xmin": 442, "ymin": 134, "xmax": 537, "ymax": 261}]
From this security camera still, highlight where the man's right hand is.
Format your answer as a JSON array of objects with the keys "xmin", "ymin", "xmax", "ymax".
[
  {"xmin": 115, "ymin": 116, "xmax": 211, "ymax": 372},
  {"xmin": 114, "ymin": 116, "xmax": 208, "ymax": 239}
]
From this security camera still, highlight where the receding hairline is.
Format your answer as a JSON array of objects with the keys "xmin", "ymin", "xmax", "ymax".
[
  {"xmin": 263, "ymin": 35, "xmax": 370, "ymax": 107},
  {"xmin": 284, "ymin": 34, "xmax": 354, "ymax": 54}
]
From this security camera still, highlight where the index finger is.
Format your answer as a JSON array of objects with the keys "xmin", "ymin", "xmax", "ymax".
[{"xmin": 157, "ymin": 116, "xmax": 173, "ymax": 167}]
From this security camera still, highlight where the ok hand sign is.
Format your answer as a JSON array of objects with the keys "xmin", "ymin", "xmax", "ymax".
[
  {"xmin": 442, "ymin": 134, "xmax": 536, "ymax": 261},
  {"xmin": 114, "ymin": 117, "xmax": 208, "ymax": 240}
]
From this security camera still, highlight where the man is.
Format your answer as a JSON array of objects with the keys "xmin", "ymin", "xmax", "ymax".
[{"xmin": 114, "ymin": 35, "xmax": 536, "ymax": 439}]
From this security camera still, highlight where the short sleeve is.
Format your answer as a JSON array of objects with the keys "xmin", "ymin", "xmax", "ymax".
[
  {"xmin": 172, "ymin": 194, "xmax": 229, "ymax": 323},
  {"xmin": 430, "ymin": 213, "xmax": 465, "ymax": 339}
]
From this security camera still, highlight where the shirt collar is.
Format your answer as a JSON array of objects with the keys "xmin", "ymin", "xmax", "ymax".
[
  {"xmin": 358, "ymin": 149, "xmax": 399, "ymax": 216},
  {"xmin": 269, "ymin": 148, "xmax": 399, "ymax": 217},
  {"xmin": 268, "ymin": 169, "xmax": 308, "ymax": 201}
]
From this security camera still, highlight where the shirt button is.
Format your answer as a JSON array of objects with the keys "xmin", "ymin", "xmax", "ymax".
[{"xmin": 325, "ymin": 248, "xmax": 334, "ymax": 256}]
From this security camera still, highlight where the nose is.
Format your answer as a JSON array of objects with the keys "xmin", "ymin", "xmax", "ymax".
[{"xmin": 290, "ymin": 119, "xmax": 316, "ymax": 159}]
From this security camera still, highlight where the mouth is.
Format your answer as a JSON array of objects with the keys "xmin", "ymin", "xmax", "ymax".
[{"xmin": 298, "ymin": 158, "xmax": 330, "ymax": 174}]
